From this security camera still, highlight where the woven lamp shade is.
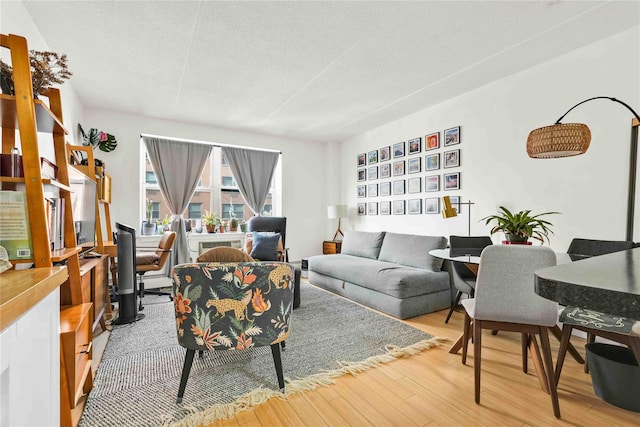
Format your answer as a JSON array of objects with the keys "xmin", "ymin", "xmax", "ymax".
[{"xmin": 526, "ymin": 123, "xmax": 591, "ymax": 158}]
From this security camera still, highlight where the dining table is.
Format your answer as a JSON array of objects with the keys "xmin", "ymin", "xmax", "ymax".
[{"xmin": 534, "ymin": 247, "xmax": 640, "ymax": 362}]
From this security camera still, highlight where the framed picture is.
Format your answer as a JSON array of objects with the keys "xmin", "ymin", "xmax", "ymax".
[
  {"xmin": 380, "ymin": 163, "xmax": 391, "ymax": 178},
  {"xmin": 368, "ymin": 202, "xmax": 378, "ymax": 215},
  {"xmin": 393, "ymin": 200, "xmax": 405, "ymax": 215},
  {"xmin": 368, "ymin": 149, "xmax": 378, "ymax": 164},
  {"xmin": 408, "ymin": 199, "xmax": 422, "ymax": 215},
  {"xmin": 425, "ymin": 175, "xmax": 440, "ymax": 192},
  {"xmin": 444, "ymin": 172, "xmax": 461, "ymax": 190},
  {"xmin": 357, "ymin": 153, "xmax": 366, "ymax": 167},
  {"xmin": 407, "ymin": 177, "xmax": 422, "ymax": 194},
  {"xmin": 425, "ymin": 132, "xmax": 440, "ymax": 151},
  {"xmin": 357, "ymin": 203, "xmax": 366, "ymax": 215},
  {"xmin": 367, "ymin": 183, "xmax": 378, "ymax": 197},
  {"xmin": 425, "ymin": 153, "xmax": 440, "ymax": 171},
  {"xmin": 449, "ymin": 195, "xmax": 461, "ymax": 213},
  {"xmin": 408, "ymin": 157, "xmax": 421, "ymax": 174},
  {"xmin": 357, "ymin": 169, "xmax": 366, "ymax": 182},
  {"xmin": 368, "ymin": 166, "xmax": 378, "ymax": 180},
  {"xmin": 380, "ymin": 146, "xmax": 391, "ymax": 162},
  {"xmin": 393, "ymin": 179, "xmax": 405, "ymax": 195},
  {"xmin": 408, "ymin": 137, "xmax": 421, "ymax": 154},
  {"xmin": 393, "ymin": 141, "xmax": 405, "ymax": 158},
  {"xmin": 380, "ymin": 201, "xmax": 391, "ymax": 215},
  {"xmin": 444, "ymin": 126, "xmax": 460, "ymax": 146},
  {"xmin": 357, "ymin": 185, "xmax": 366, "ymax": 198},
  {"xmin": 393, "ymin": 160, "xmax": 405, "ymax": 176},
  {"xmin": 444, "ymin": 149, "xmax": 460, "ymax": 168},
  {"xmin": 380, "ymin": 181, "xmax": 391, "ymax": 196},
  {"xmin": 425, "ymin": 197, "xmax": 440, "ymax": 214}
]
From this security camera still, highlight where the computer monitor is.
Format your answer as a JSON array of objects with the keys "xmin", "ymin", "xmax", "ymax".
[{"xmin": 114, "ymin": 222, "xmax": 144, "ymax": 324}]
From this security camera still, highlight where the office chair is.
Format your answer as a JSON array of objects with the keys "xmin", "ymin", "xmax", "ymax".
[{"xmin": 136, "ymin": 231, "xmax": 176, "ymax": 309}]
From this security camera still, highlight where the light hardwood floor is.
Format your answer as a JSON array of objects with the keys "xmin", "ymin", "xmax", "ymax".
[{"xmin": 79, "ymin": 279, "xmax": 638, "ymax": 426}]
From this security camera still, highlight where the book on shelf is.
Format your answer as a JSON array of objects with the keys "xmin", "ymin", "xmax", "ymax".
[
  {"xmin": 0, "ymin": 190, "xmax": 32, "ymax": 260},
  {"xmin": 45, "ymin": 197, "xmax": 64, "ymax": 251}
]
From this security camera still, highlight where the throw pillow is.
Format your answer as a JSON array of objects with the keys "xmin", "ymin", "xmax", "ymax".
[
  {"xmin": 245, "ymin": 232, "xmax": 284, "ymax": 258},
  {"xmin": 250, "ymin": 232, "xmax": 281, "ymax": 261}
]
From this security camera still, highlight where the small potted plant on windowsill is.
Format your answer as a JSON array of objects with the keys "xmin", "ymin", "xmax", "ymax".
[
  {"xmin": 480, "ymin": 206, "xmax": 559, "ymax": 244},
  {"xmin": 202, "ymin": 210, "xmax": 220, "ymax": 233},
  {"xmin": 142, "ymin": 198, "xmax": 157, "ymax": 235},
  {"xmin": 156, "ymin": 214, "xmax": 171, "ymax": 234}
]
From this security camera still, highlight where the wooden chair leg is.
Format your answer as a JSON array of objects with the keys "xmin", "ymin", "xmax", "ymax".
[
  {"xmin": 539, "ymin": 327, "xmax": 561, "ymax": 419},
  {"xmin": 529, "ymin": 333, "xmax": 550, "ymax": 394},
  {"xmin": 271, "ymin": 343, "xmax": 285, "ymax": 392},
  {"xmin": 550, "ymin": 324, "xmax": 584, "ymax": 364},
  {"xmin": 445, "ymin": 291, "xmax": 463, "ymax": 323},
  {"xmin": 462, "ymin": 311, "xmax": 471, "ymax": 365},
  {"xmin": 555, "ymin": 324, "xmax": 573, "ymax": 384},
  {"xmin": 473, "ymin": 319, "xmax": 483, "ymax": 404},
  {"xmin": 584, "ymin": 334, "xmax": 596, "ymax": 373},
  {"xmin": 177, "ymin": 349, "xmax": 195, "ymax": 403},
  {"xmin": 521, "ymin": 333, "xmax": 528, "ymax": 373}
]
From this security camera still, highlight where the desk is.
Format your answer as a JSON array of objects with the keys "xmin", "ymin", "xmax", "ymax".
[{"xmin": 535, "ymin": 248, "xmax": 640, "ymax": 319}]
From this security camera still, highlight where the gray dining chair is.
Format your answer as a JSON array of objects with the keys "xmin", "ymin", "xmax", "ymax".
[
  {"xmin": 554, "ymin": 238, "xmax": 636, "ymax": 381},
  {"xmin": 444, "ymin": 236, "xmax": 493, "ymax": 323},
  {"xmin": 461, "ymin": 245, "xmax": 561, "ymax": 418}
]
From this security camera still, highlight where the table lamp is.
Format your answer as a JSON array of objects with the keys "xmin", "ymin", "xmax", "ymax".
[
  {"xmin": 327, "ymin": 204, "xmax": 348, "ymax": 241},
  {"xmin": 526, "ymin": 96, "xmax": 640, "ymax": 240},
  {"xmin": 442, "ymin": 196, "xmax": 474, "ymax": 236}
]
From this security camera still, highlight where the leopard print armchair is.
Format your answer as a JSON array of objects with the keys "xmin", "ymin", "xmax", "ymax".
[{"xmin": 172, "ymin": 262, "xmax": 294, "ymax": 403}]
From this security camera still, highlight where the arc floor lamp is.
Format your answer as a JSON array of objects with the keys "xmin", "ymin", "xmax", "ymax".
[{"xmin": 526, "ymin": 96, "xmax": 640, "ymax": 241}]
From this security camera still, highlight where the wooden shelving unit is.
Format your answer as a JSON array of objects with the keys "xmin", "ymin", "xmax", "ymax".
[{"xmin": 1, "ymin": 33, "xmax": 93, "ymax": 425}]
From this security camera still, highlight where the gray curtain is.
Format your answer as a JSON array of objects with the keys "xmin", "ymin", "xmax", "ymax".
[
  {"xmin": 142, "ymin": 136, "xmax": 213, "ymax": 266},
  {"xmin": 221, "ymin": 146, "xmax": 279, "ymax": 215}
]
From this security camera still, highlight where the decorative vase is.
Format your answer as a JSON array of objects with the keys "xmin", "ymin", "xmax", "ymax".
[
  {"xmin": 503, "ymin": 233, "xmax": 530, "ymax": 244},
  {"xmin": 142, "ymin": 222, "xmax": 157, "ymax": 236},
  {"xmin": 240, "ymin": 223, "xmax": 247, "ymax": 233}
]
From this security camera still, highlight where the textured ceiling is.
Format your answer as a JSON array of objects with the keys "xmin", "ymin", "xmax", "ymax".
[{"xmin": 17, "ymin": 1, "xmax": 640, "ymax": 143}]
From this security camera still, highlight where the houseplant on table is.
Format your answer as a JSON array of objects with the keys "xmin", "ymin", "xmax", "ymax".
[
  {"xmin": 202, "ymin": 210, "xmax": 221, "ymax": 233},
  {"xmin": 481, "ymin": 206, "xmax": 559, "ymax": 244}
]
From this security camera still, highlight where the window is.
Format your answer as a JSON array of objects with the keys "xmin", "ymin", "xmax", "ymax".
[
  {"xmin": 188, "ymin": 203, "xmax": 202, "ymax": 220},
  {"xmin": 142, "ymin": 145, "xmax": 280, "ymax": 224}
]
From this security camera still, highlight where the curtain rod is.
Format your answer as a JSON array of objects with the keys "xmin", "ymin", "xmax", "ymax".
[{"xmin": 139, "ymin": 133, "xmax": 282, "ymax": 154}]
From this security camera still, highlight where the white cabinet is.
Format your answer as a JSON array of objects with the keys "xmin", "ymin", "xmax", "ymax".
[{"xmin": 0, "ymin": 289, "xmax": 60, "ymax": 426}]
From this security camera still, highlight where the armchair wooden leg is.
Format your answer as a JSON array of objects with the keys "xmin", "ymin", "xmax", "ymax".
[
  {"xmin": 539, "ymin": 326, "xmax": 561, "ymax": 419},
  {"xmin": 271, "ymin": 343, "xmax": 285, "ymax": 392},
  {"xmin": 177, "ymin": 349, "xmax": 195, "ymax": 404},
  {"xmin": 473, "ymin": 319, "xmax": 483, "ymax": 404}
]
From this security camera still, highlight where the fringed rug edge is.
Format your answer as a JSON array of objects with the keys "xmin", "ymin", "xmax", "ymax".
[{"xmin": 165, "ymin": 336, "xmax": 449, "ymax": 427}]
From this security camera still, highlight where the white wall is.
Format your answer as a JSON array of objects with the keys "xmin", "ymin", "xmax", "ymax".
[
  {"xmin": 1, "ymin": 1, "xmax": 85, "ymax": 159},
  {"xmin": 82, "ymin": 108, "xmax": 328, "ymax": 261},
  {"xmin": 339, "ymin": 26, "xmax": 640, "ymax": 252}
]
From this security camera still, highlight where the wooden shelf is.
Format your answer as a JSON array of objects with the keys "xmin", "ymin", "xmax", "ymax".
[
  {"xmin": 0, "ymin": 94, "xmax": 68, "ymax": 134},
  {"xmin": 0, "ymin": 176, "xmax": 72, "ymax": 192}
]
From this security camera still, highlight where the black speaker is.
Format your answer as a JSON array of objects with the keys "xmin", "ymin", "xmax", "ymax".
[{"xmin": 114, "ymin": 223, "xmax": 144, "ymax": 324}]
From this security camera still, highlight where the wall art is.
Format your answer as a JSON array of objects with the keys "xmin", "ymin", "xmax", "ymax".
[{"xmin": 444, "ymin": 126, "xmax": 460, "ymax": 146}]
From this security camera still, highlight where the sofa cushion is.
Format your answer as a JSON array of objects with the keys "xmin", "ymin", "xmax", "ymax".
[
  {"xmin": 250, "ymin": 232, "xmax": 281, "ymax": 260},
  {"xmin": 378, "ymin": 233, "xmax": 447, "ymax": 271},
  {"xmin": 340, "ymin": 230, "xmax": 386, "ymax": 260},
  {"xmin": 309, "ymin": 254, "xmax": 450, "ymax": 299}
]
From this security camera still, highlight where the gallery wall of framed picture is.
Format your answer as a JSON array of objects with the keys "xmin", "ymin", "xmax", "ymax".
[{"xmin": 356, "ymin": 125, "xmax": 462, "ymax": 215}]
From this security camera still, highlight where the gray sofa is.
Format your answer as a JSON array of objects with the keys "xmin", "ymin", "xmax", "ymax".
[{"xmin": 308, "ymin": 231, "xmax": 452, "ymax": 319}]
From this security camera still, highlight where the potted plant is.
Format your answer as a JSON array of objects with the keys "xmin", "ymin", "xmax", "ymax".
[
  {"xmin": 481, "ymin": 206, "xmax": 559, "ymax": 244},
  {"xmin": 202, "ymin": 210, "xmax": 220, "ymax": 233},
  {"xmin": 142, "ymin": 198, "xmax": 157, "ymax": 235},
  {"xmin": 0, "ymin": 49, "xmax": 72, "ymax": 97},
  {"xmin": 156, "ymin": 214, "xmax": 171, "ymax": 234},
  {"xmin": 239, "ymin": 219, "xmax": 247, "ymax": 233}
]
